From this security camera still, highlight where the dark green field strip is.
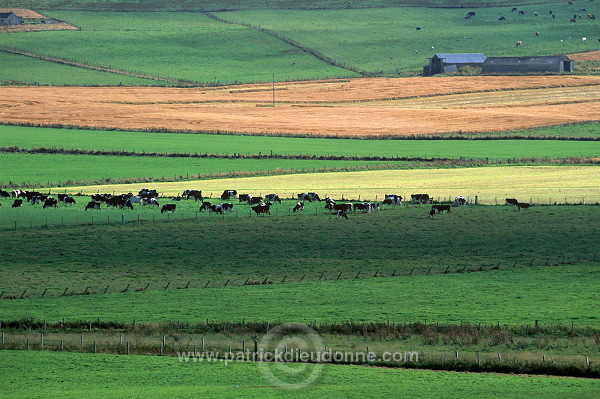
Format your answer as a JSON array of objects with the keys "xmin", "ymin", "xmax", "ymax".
[
  {"xmin": 0, "ymin": 51, "xmax": 159, "ymax": 86},
  {"xmin": 0, "ymin": 153, "xmax": 404, "ymax": 187},
  {"xmin": 2, "ymin": 352, "xmax": 598, "ymax": 399},
  {"xmin": 0, "ymin": 263, "xmax": 598, "ymax": 326},
  {"xmin": 0, "ymin": 205, "xmax": 597, "ymax": 302},
  {"xmin": 2, "ymin": 125, "xmax": 599, "ymax": 159}
]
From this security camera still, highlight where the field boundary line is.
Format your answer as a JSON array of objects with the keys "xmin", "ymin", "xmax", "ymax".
[
  {"xmin": 0, "ymin": 46, "xmax": 200, "ymax": 86},
  {"xmin": 203, "ymin": 12, "xmax": 367, "ymax": 77}
]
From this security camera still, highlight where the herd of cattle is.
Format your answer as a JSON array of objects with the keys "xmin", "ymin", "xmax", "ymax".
[{"xmin": 0, "ymin": 189, "xmax": 535, "ymax": 219}]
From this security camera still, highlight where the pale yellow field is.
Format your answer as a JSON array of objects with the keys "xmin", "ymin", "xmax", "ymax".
[{"xmin": 59, "ymin": 166, "xmax": 600, "ymax": 205}]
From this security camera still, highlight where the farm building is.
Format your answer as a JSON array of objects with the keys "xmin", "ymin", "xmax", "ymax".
[
  {"xmin": 0, "ymin": 11, "xmax": 23, "ymax": 26},
  {"xmin": 425, "ymin": 53, "xmax": 486, "ymax": 75},
  {"xmin": 482, "ymin": 56, "xmax": 574, "ymax": 73}
]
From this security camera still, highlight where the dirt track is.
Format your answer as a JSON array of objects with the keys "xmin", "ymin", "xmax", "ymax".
[{"xmin": 1, "ymin": 76, "xmax": 600, "ymax": 136}]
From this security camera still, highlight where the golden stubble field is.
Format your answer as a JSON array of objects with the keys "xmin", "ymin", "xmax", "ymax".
[
  {"xmin": 59, "ymin": 166, "xmax": 600, "ymax": 204},
  {"xmin": 2, "ymin": 76, "xmax": 600, "ymax": 136}
]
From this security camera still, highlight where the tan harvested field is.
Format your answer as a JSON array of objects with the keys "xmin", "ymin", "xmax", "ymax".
[
  {"xmin": 59, "ymin": 166, "xmax": 600, "ymax": 205},
  {"xmin": 2, "ymin": 76, "xmax": 600, "ymax": 136},
  {"xmin": 569, "ymin": 50, "xmax": 600, "ymax": 61},
  {"xmin": 0, "ymin": 8, "xmax": 46, "ymax": 19}
]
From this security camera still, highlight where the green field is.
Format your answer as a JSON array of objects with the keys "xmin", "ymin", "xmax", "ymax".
[
  {"xmin": 1, "ymin": 2, "xmax": 598, "ymax": 85},
  {"xmin": 223, "ymin": 5, "xmax": 600, "ymax": 75},
  {"xmin": 2, "ymin": 125, "xmax": 600, "ymax": 157},
  {"xmin": 0, "ymin": 153, "xmax": 406, "ymax": 187},
  {"xmin": 0, "ymin": 11, "xmax": 354, "ymax": 85},
  {"xmin": 0, "ymin": 51, "xmax": 159, "ymax": 86},
  {"xmin": 2, "ymin": 351, "xmax": 598, "ymax": 399},
  {"xmin": 1, "ymin": 205, "xmax": 598, "ymax": 312}
]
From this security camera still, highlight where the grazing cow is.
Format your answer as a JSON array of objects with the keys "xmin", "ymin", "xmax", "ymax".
[
  {"xmin": 536, "ymin": 31, "xmax": 540, "ymax": 36},
  {"xmin": 238, "ymin": 194, "xmax": 252, "ymax": 203},
  {"xmin": 63, "ymin": 196, "xmax": 76, "ymax": 205},
  {"xmin": 498, "ymin": 16, "xmax": 506, "ymax": 21},
  {"xmin": 570, "ymin": 18, "xmax": 577, "ymax": 23},
  {"xmin": 416, "ymin": 27, "xmax": 421, "ymax": 30},
  {"xmin": 30, "ymin": 195, "xmax": 44, "ymax": 205},
  {"xmin": 209, "ymin": 204, "xmax": 223, "ymax": 214},
  {"xmin": 221, "ymin": 203, "xmax": 234, "ymax": 212},
  {"xmin": 293, "ymin": 202, "xmax": 304, "ymax": 212},
  {"xmin": 139, "ymin": 188, "xmax": 158, "ymax": 198},
  {"xmin": 589, "ymin": 14, "xmax": 596, "ymax": 20},
  {"xmin": 466, "ymin": 11, "xmax": 476, "ymax": 17},
  {"xmin": 142, "ymin": 197, "xmax": 159, "ymax": 207},
  {"xmin": 353, "ymin": 203, "xmax": 372, "ymax": 213},
  {"xmin": 249, "ymin": 196, "xmax": 264, "ymax": 205},
  {"xmin": 0, "ymin": 190, "xmax": 9, "ymax": 198},
  {"xmin": 511, "ymin": 7, "xmax": 517, "ymax": 12},
  {"xmin": 85, "ymin": 201, "xmax": 101, "ymax": 210},
  {"xmin": 252, "ymin": 203, "xmax": 271, "ymax": 215},
  {"xmin": 454, "ymin": 195, "xmax": 467, "ymax": 206},
  {"xmin": 516, "ymin": 202, "xmax": 533, "ymax": 210},
  {"xmin": 106, "ymin": 195, "xmax": 128, "ymax": 208},
  {"xmin": 516, "ymin": 40, "xmax": 522, "ymax": 46},
  {"xmin": 518, "ymin": 10, "xmax": 525, "ymax": 15},
  {"xmin": 199, "ymin": 202, "xmax": 213, "ymax": 212},
  {"xmin": 91, "ymin": 193, "xmax": 111, "ymax": 203},
  {"xmin": 182, "ymin": 190, "xmax": 203, "ymax": 201},
  {"xmin": 332, "ymin": 203, "xmax": 353, "ymax": 214},
  {"xmin": 12, "ymin": 199, "xmax": 23, "ymax": 208},
  {"xmin": 582, "ymin": 37, "xmax": 587, "ymax": 43},
  {"xmin": 383, "ymin": 194, "xmax": 402, "ymax": 206},
  {"xmin": 429, "ymin": 209, "xmax": 436, "ymax": 219},
  {"xmin": 264, "ymin": 194, "xmax": 281, "ymax": 203},
  {"xmin": 298, "ymin": 192, "xmax": 321, "ymax": 202},
  {"xmin": 370, "ymin": 202, "xmax": 380, "ymax": 212},
  {"xmin": 411, "ymin": 194, "xmax": 430, "ymax": 204},
  {"xmin": 505, "ymin": 198, "xmax": 519, "ymax": 206},
  {"xmin": 43, "ymin": 197, "xmax": 58, "ymax": 209},
  {"xmin": 161, "ymin": 204, "xmax": 176, "ymax": 213},
  {"xmin": 336, "ymin": 209, "xmax": 348, "ymax": 220},
  {"xmin": 580, "ymin": 8, "xmax": 587, "ymax": 12},
  {"xmin": 128, "ymin": 195, "xmax": 142, "ymax": 204},
  {"xmin": 221, "ymin": 190, "xmax": 237, "ymax": 200},
  {"xmin": 432, "ymin": 204, "xmax": 451, "ymax": 213}
]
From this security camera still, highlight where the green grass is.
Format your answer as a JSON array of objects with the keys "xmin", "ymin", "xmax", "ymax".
[
  {"xmin": 0, "ymin": 262, "xmax": 599, "ymax": 325},
  {"xmin": 0, "ymin": 11, "xmax": 355, "ymax": 85},
  {"xmin": 0, "ymin": 51, "xmax": 160, "ymax": 86},
  {"xmin": 0, "ymin": 152, "xmax": 406, "ymax": 187},
  {"xmin": 2, "ymin": 351, "xmax": 598, "ymax": 399},
  {"xmin": 0, "ymin": 205, "xmax": 598, "ymax": 319},
  {"xmin": 221, "ymin": 5, "xmax": 600, "ymax": 75},
  {"xmin": 2, "ymin": 125, "xmax": 600, "ymax": 158}
]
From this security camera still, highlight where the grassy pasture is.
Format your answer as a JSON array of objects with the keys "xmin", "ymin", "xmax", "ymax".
[
  {"xmin": 0, "ymin": 51, "xmax": 157, "ymax": 86},
  {"xmin": 0, "ymin": 11, "xmax": 354, "ymax": 85},
  {"xmin": 0, "ymin": 262, "xmax": 598, "ymax": 326},
  {"xmin": 0, "ymin": 153, "xmax": 404, "ymax": 187},
  {"xmin": 2, "ymin": 125, "xmax": 600, "ymax": 157},
  {"xmin": 221, "ymin": 4, "xmax": 600, "ymax": 75},
  {"xmin": 2, "ymin": 351, "xmax": 598, "ymax": 399},
  {"xmin": 40, "ymin": 166, "xmax": 600, "ymax": 202},
  {"xmin": 0, "ymin": 204, "xmax": 598, "ymax": 306}
]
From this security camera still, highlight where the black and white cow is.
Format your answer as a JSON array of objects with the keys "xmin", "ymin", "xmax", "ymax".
[
  {"xmin": 454, "ymin": 195, "xmax": 466, "ymax": 206},
  {"xmin": 64, "ymin": 196, "xmax": 76, "ymax": 205},
  {"xmin": 432, "ymin": 204, "xmax": 451, "ymax": 214},
  {"xmin": 199, "ymin": 202, "xmax": 213, "ymax": 212},
  {"xmin": 252, "ymin": 203, "xmax": 271, "ymax": 215},
  {"xmin": 221, "ymin": 203, "xmax": 234, "ymax": 212},
  {"xmin": 249, "ymin": 196, "xmax": 264, "ymax": 205},
  {"xmin": 139, "ymin": 188, "xmax": 158, "ymax": 198},
  {"xmin": 161, "ymin": 204, "xmax": 176, "ymax": 213},
  {"xmin": 142, "ymin": 197, "xmax": 160, "ymax": 207},
  {"xmin": 298, "ymin": 192, "xmax": 321, "ymax": 202},
  {"xmin": 238, "ymin": 194, "xmax": 252, "ymax": 203},
  {"xmin": 221, "ymin": 190, "xmax": 237, "ymax": 200},
  {"xmin": 293, "ymin": 202, "xmax": 305, "ymax": 212},
  {"xmin": 0, "ymin": 190, "xmax": 9, "ymax": 198},
  {"xmin": 411, "ymin": 194, "xmax": 430, "ymax": 204},
  {"xmin": 182, "ymin": 190, "xmax": 203, "ymax": 201},
  {"xmin": 12, "ymin": 199, "xmax": 23, "ymax": 208},
  {"xmin": 383, "ymin": 194, "xmax": 402, "ymax": 206},
  {"xmin": 43, "ymin": 197, "xmax": 58, "ymax": 209},
  {"xmin": 353, "ymin": 203, "xmax": 372, "ymax": 213},
  {"xmin": 332, "ymin": 203, "xmax": 353, "ymax": 213},
  {"xmin": 336, "ymin": 209, "xmax": 349, "ymax": 219},
  {"xmin": 264, "ymin": 194, "xmax": 281, "ymax": 203},
  {"xmin": 85, "ymin": 201, "xmax": 101, "ymax": 210}
]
